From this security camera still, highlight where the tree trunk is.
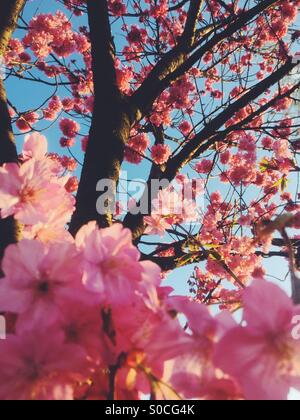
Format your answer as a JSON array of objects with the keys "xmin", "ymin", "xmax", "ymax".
[
  {"xmin": 69, "ymin": 105, "xmax": 131, "ymax": 234},
  {"xmin": 69, "ymin": 0, "xmax": 133, "ymax": 235},
  {"xmin": 0, "ymin": 0, "xmax": 26, "ymax": 261}
]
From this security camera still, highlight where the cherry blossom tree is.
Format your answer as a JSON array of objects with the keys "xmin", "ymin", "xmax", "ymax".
[{"xmin": 0, "ymin": 0, "xmax": 300, "ymax": 400}]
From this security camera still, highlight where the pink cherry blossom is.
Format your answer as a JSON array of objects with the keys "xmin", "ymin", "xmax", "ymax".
[
  {"xmin": 76, "ymin": 222, "xmax": 144, "ymax": 303},
  {"xmin": 197, "ymin": 377, "xmax": 244, "ymax": 401},
  {"xmin": 0, "ymin": 329, "xmax": 86, "ymax": 400},
  {"xmin": 108, "ymin": 0, "xmax": 127, "ymax": 16},
  {"xmin": 0, "ymin": 159, "xmax": 74, "ymax": 225},
  {"xmin": 16, "ymin": 112, "xmax": 39, "ymax": 132},
  {"xmin": 151, "ymin": 144, "xmax": 172, "ymax": 165},
  {"xmin": 0, "ymin": 239, "xmax": 86, "ymax": 331},
  {"xmin": 23, "ymin": 12, "xmax": 77, "ymax": 59},
  {"xmin": 22, "ymin": 133, "xmax": 48, "ymax": 161},
  {"xmin": 179, "ymin": 120, "xmax": 193, "ymax": 136},
  {"xmin": 195, "ymin": 159, "xmax": 213, "ymax": 174},
  {"xmin": 127, "ymin": 26, "xmax": 148, "ymax": 46},
  {"xmin": 144, "ymin": 215, "xmax": 172, "ymax": 236},
  {"xmin": 111, "ymin": 297, "xmax": 194, "ymax": 398},
  {"xmin": 214, "ymin": 280, "xmax": 300, "ymax": 400},
  {"xmin": 59, "ymin": 302, "xmax": 106, "ymax": 361},
  {"xmin": 22, "ymin": 196, "xmax": 75, "ymax": 244},
  {"xmin": 59, "ymin": 118, "xmax": 80, "ymax": 138},
  {"xmin": 162, "ymin": 297, "xmax": 221, "ymax": 399},
  {"xmin": 124, "ymin": 133, "xmax": 150, "ymax": 164},
  {"xmin": 65, "ymin": 176, "xmax": 79, "ymax": 193},
  {"xmin": 151, "ymin": 188, "xmax": 198, "ymax": 225}
]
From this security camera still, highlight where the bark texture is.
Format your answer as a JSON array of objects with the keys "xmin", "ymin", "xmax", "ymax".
[{"xmin": 0, "ymin": 0, "xmax": 26, "ymax": 260}]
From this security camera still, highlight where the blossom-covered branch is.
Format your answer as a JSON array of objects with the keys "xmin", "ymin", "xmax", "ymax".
[
  {"xmin": 130, "ymin": 0, "xmax": 281, "ymax": 120},
  {"xmin": 124, "ymin": 59, "xmax": 298, "ymax": 239},
  {"xmin": 0, "ymin": 0, "xmax": 300, "ymax": 401}
]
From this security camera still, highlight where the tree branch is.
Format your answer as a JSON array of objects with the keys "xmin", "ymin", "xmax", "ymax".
[
  {"xmin": 130, "ymin": 0, "xmax": 280, "ymax": 120},
  {"xmin": 124, "ymin": 59, "xmax": 297, "ymax": 239},
  {"xmin": 130, "ymin": 0, "xmax": 203, "ymax": 118},
  {"xmin": 158, "ymin": 0, "xmax": 281, "ymax": 90},
  {"xmin": 141, "ymin": 237, "xmax": 291, "ymax": 272},
  {"xmin": 181, "ymin": 0, "xmax": 203, "ymax": 46},
  {"xmin": 190, "ymin": 80, "xmax": 300, "ymax": 161},
  {"xmin": 164, "ymin": 59, "xmax": 297, "ymax": 180}
]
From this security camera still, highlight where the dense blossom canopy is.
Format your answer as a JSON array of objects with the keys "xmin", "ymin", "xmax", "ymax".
[{"xmin": 1, "ymin": 0, "xmax": 300, "ymax": 400}]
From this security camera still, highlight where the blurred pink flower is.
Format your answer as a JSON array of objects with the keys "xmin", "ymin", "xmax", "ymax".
[
  {"xmin": 0, "ymin": 240, "xmax": 86, "ymax": 331},
  {"xmin": 144, "ymin": 215, "xmax": 171, "ymax": 236},
  {"xmin": 214, "ymin": 280, "xmax": 300, "ymax": 400},
  {"xmin": 0, "ymin": 159, "xmax": 74, "ymax": 225},
  {"xmin": 76, "ymin": 222, "xmax": 144, "ymax": 303},
  {"xmin": 22, "ymin": 133, "xmax": 48, "ymax": 161},
  {"xmin": 0, "ymin": 329, "xmax": 86, "ymax": 400}
]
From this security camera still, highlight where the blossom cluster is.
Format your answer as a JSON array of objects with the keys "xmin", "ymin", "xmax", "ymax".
[
  {"xmin": 0, "ymin": 134, "xmax": 75, "ymax": 242},
  {"xmin": 0, "ymin": 135, "xmax": 298, "ymax": 400},
  {"xmin": 23, "ymin": 12, "xmax": 85, "ymax": 59},
  {"xmin": 4, "ymin": 0, "xmax": 299, "ymax": 171}
]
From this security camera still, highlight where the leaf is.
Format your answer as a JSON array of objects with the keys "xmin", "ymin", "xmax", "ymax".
[
  {"xmin": 187, "ymin": 241, "xmax": 201, "ymax": 252},
  {"xmin": 272, "ymin": 176, "xmax": 288, "ymax": 192},
  {"xmin": 175, "ymin": 254, "xmax": 195, "ymax": 267},
  {"xmin": 281, "ymin": 176, "xmax": 288, "ymax": 192},
  {"xmin": 126, "ymin": 368, "xmax": 137, "ymax": 391},
  {"xmin": 259, "ymin": 158, "xmax": 270, "ymax": 172},
  {"xmin": 203, "ymin": 243, "xmax": 221, "ymax": 250}
]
